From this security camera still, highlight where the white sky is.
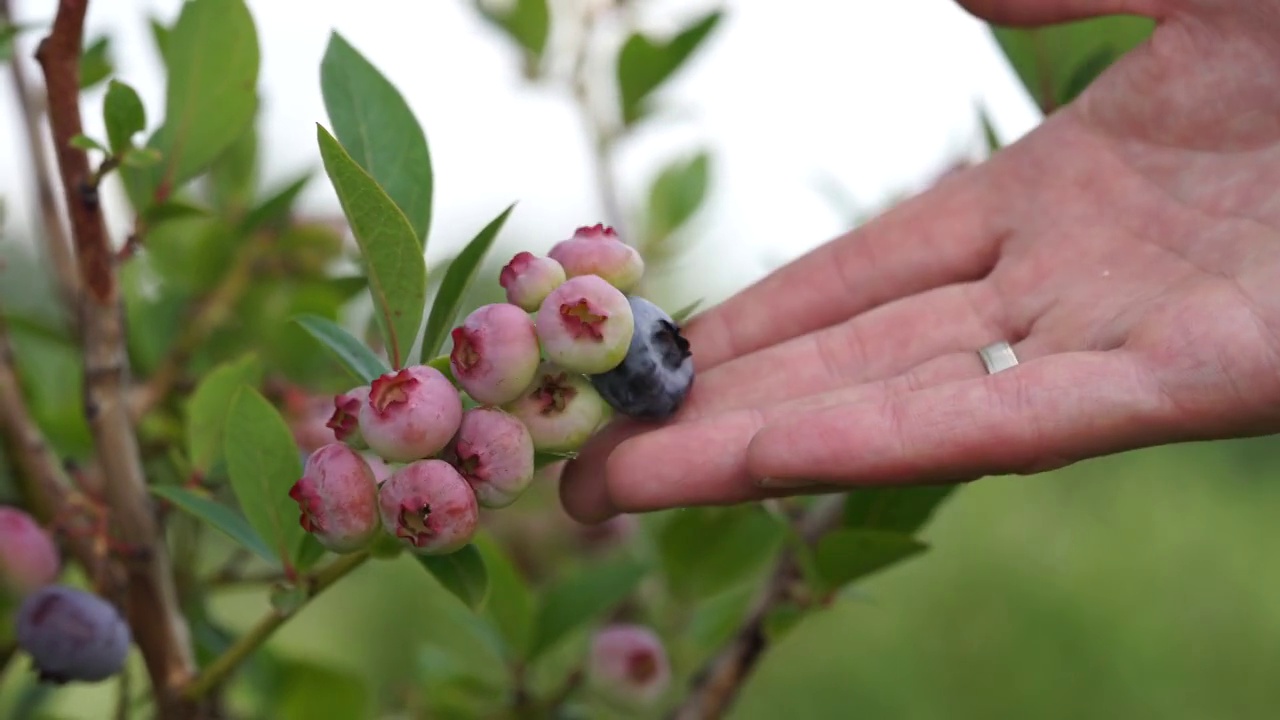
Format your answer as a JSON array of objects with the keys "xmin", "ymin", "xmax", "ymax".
[{"xmin": 1, "ymin": 0, "xmax": 1041, "ymax": 307}]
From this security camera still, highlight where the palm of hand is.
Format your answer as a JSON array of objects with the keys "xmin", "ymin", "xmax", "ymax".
[{"xmin": 558, "ymin": 0, "xmax": 1280, "ymax": 523}]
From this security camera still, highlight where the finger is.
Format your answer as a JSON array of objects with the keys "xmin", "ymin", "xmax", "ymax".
[
  {"xmin": 561, "ymin": 341, "xmax": 1043, "ymax": 521},
  {"xmin": 676, "ymin": 281, "xmax": 1012, "ymax": 419},
  {"xmin": 681, "ymin": 164, "xmax": 1006, "ymax": 372},
  {"xmin": 748, "ymin": 351, "xmax": 1175, "ymax": 487},
  {"xmin": 954, "ymin": 0, "xmax": 1166, "ymax": 26}
]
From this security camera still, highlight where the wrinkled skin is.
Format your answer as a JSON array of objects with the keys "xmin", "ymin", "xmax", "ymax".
[{"xmin": 559, "ymin": 0, "xmax": 1280, "ymax": 523}]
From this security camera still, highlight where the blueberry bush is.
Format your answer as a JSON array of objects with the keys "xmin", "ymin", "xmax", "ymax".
[{"xmin": 0, "ymin": 1, "xmax": 1154, "ymax": 718}]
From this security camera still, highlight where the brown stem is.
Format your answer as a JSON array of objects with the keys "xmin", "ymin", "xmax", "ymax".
[
  {"xmin": 33, "ymin": 2, "xmax": 197, "ymax": 717},
  {"xmin": 1, "ymin": 0, "xmax": 80, "ymax": 330},
  {"xmin": 670, "ymin": 496, "xmax": 845, "ymax": 720}
]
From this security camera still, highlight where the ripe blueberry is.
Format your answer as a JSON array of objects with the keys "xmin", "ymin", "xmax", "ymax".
[
  {"xmin": 16, "ymin": 585, "xmax": 132, "ymax": 684},
  {"xmin": 588, "ymin": 296, "xmax": 693, "ymax": 420}
]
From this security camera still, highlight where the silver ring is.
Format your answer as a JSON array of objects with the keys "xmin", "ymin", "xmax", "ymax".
[{"xmin": 978, "ymin": 341, "xmax": 1019, "ymax": 374}]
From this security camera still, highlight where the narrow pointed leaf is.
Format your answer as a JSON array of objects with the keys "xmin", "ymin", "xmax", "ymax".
[
  {"xmin": 103, "ymin": 80, "xmax": 147, "ymax": 154},
  {"xmin": 151, "ymin": 485, "xmax": 277, "ymax": 564},
  {"xmin": 223, "ymin": 386, "xmax": 308, "ymax": 567},
  {"xmin": 418, "ymin": 203, "xmax": 516, "ymax": 362},
  {"xmin": 292, "ymin": 313, "xmax": 390, "ymax": 384},
  {"xmin": 416, "ymin": 544, "xmax": 490, "ymax": 611},
  {"xmin": 321, "ymin": 31, "xmax": 433, "ymax": 245},
  {"xmin": 316, "ymin": 124, "xmax": 426, "ymax": 368},
  {"xmin": 186, "ymin": 353, "xmax": 263, "ymax": 475}
]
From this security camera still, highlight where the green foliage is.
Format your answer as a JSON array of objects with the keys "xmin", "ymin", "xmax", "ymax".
[
  {"xmin": 528, "ymin": 556, "xmax": 648, "ymax": 661},
  {"xmin": 317, "ymin": 125, "xmax": 427, "ymax": 369},
  {"xmin": 416, "ymin": 545, "xmax": 491, "ymax": 611},
  {"xmin": 293, "ymin": 314, "xmax": 390, "ymax": 384},
  {"xmin": 474, "ymin": 534, "xmax": 534, "ymax": 658},
  {"xmin": 645, "ymin": 151, "xmax": 711, "ymax": 255},
  {"xmin": 123, "ymin": 0, "xmax": 261, "ymax": 212},
  {"xmin": 78, "ymin": 35, "xmax": 112, "ymax": 89},
  {"xmin": 475, "ymin": 0, "xmax": 550, "ymax": 75},
  {"xmin": 186, "ymin": 353, "xmax": 264, "ymax": 475},
  {"xmin": 617, "ymin": 11, "xmax": 723, "ymax": 125},
  {"xmin": 813, "ymin": 529, "xmax": 927, "ymax": 591},
  {"xmin": 670, "ymin": 297, "xmax": 705, "ymax": 325},
  {"xmin": 269, "ymin": 661, "xmax": 373, "ymax": 719},
  {"xmin": 223, "ymin": 386, "xmax": 312, "ymax": 569},
  {"xmin": 103, "ymin": 80, "xmax": 147, "ymax": 154},
  {"xmin": 320, "ymin": 32, "xmax": 434, "ymax": 245},
  {"xmin": 151, "ymin": 485, "xmax": 278, "ymax": 563},
  {"xmin": 657, "ymin": 506, "xmax": 786, "ymax": 600},
  {"xmin": 991, "ymin": 16, "xmax": 1153, "ymax": 113},
  {"xmin": 842, "ymin": 485, "xmax": 956, "ymax": 534},
  {"xmin": 418, "ymin": 203, "xmax": 516, "ymax": 362}
]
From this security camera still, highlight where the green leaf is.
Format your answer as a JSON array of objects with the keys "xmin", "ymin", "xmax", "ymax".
[
  {"xmin": 103, "ymin": 80, "xmax": 147, "ymax": 154},
  {"xmin": 476, "ymin": 0, "xmax": 550, "ymax": 69},
  {"xmin": 813, "ymin": 529, "xmax": 927, "ymax": 591},
  {"xmin": 125, "ymin": 0, "xmax": 260, "ymax": 209},
  {"xmin": 418, "ymin": 203, "xmax": 515, "ymax": 362},
  {"xmin": 534, "ymin": 450, "xmax": 577, "ymax": 469},
  {"xmin": 646, "ymin": 151, "xmax": 710, "ymax": 250},
  {"xmin": 142, "ymin": 198, "xmax": 207, "ymax": 224},
  {"xmin": 151, "ymin": 485, "xmax": 278, "ymax": 563},
  {"xmin": 292, "ymin": 313, "xmax": 390, "ymax": 384},
  {"xmin": 122, "ymin": 147, "xmax": 163, "ymax": 169},
  {"xmin": 223, "ymin": 386, "xmax": 309, "ymax": 567},
  {"xmin": 69, "ymin": 134, "xmax": 105, "ymax": 152},
  {"xmin": 0, "ymin": 21, "xmax": 23, "ymax": 63},
  {"xmin": 209, "ymin": 123, "xmax": 259, "ymax": 213},
  {"xmin": 148, "ymin": 16, "xmax": 171, "ymax": 62},
  {"xmin": 473, "ymin": 533, "xmax": 533, "ymax": 658},
  {"xmin": 658, "ymin": 506, "xmax": 786, "ymax": 599},
  {"xmin": 977, "ymin": 103, "xmax": 1002, "ymax": 153},
  {"xmin": 528, "ymin": 557, "xmax": 648, "ymax": 660},
  {"xmin": 416, "ymin": 544, "xmax": 490, "ymax": 611},
  {"xmin": 842, "ymin": 485, "xmax": 956, "ymax": 535},
  {"xmin": 269, "ymin": 661, "xmax": 372, "ymax": 720},
  {"xmin": 617, "ymin": 11, "xmax": 723, "ymax": 125},
  {"xmin": 991, "ymin": 17, "xmax": 1153, "ymax": 113},
  {"xmin": 316, "ymin": 125, "xmax": 426, "ymax": 368},
  {"xmin": 320, "ymin": 32, "xmax": 433, "ymax": 245},
  {"xmin": 186, "ymin": 353, "xmax": 263, "ymax": 475},
  {"xmin": 78, "ymin": 36, "xmax": 112, "ymax": 89},
  {"xmin": 241, "ymin": 173, "xmax": 311, "ymax": 233},
  {"xmin": 670, "ymin": 297, "xmax": 705, "ymax": 325}
]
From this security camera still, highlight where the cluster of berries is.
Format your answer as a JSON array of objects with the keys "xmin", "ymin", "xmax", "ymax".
[
  {"xmin": 1, "ymin": 507, "xmax": 132, "ymax": 683},
  {"xmin": 291, "ymin": 224, "xmax": 695, "ymax": 556}
]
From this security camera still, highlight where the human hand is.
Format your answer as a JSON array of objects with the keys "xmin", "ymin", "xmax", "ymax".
[{"xmin": 558, "ymin": 0, "xmax": 1280, "ymax": 523}]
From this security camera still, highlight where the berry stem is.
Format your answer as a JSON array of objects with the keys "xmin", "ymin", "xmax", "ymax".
[{"xmin": 181, "ymin": 550, "xmax": 372, "ymax": 700}]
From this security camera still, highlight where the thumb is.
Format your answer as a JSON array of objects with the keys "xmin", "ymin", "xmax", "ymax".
[{"xmin": 955, "ymin": 0, "xmax": 1167, "ymax": 26}]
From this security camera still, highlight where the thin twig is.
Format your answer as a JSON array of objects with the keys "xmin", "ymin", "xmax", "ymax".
[
  {"xmin": 0, "ymin": 0, "xmax": 80, "ymax": 330},
  {"xmin": 182, "ymin": 551, "xmax": 371, "ymax": 700},
  {"xmin": 670, "ymin": 496, "xmax": 845, "ymax": 720},
  {"xmin": 33, "ymin": 2, "xmax": 196, "ymax": 716}
]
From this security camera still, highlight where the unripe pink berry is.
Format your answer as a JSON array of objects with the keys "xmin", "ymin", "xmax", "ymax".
[
  {"xmin": 0, "ymin": 507, "xmax": 60, "ymax": 598},
  {"xmin": 284, "ymin": 388, "xmax": 338, "ymax": 455},
  {"xmin": 586, "ymin": 624, "xmax": 671, "ymax": 708},
  {"xmin": 502, "ymin": 363, "xmax": 608, "ymax": 452},
  {"xmin": 17, "ymin": 585, "xmax": 132, "ymax": 684},
  {"xmin": 535, "ymin": 275, "xmax": 635, "ymax": 374},
  {"xmin": 378, "ymin": 459, "xmax": 478, "ymax": 555},
  {"xmin": 445, "ymin": 408, "xmax": 535, "ymax": 508},
  {"xmin": 358, "ymin": 366, "xmax": 463, "ymax": 462},
  {"xmin": 288, "ymin": 443, "xmax": 381, "ymax": 553},
  {"xmin": 326, "ymin": 385, "xmax": 370, "ymax": 448},
  {"xmin": 450, "ymin": 303, "xmax": 541, "ymax": 406},
  {"xmin": 499, "ymin": 251, "xmax": 566, "ymax": 312},
  {"xmin": 548, "ymin": 224, "xmax": 644, "ymax": 292}
]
